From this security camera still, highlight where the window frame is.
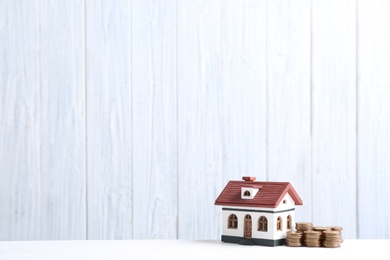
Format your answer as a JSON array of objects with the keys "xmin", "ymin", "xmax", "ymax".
[
  {"xmin": 228, "ymin": 214, "xmax": 238, "ymax": 229},
  {"xmin": 277, "ymin": 216, "xmax": 282, "ymax": 231},
  {"xmin": 287, "ymin": 215, "xmax": 292, "ymax": 230},
  {"xmin": 257, "ymin": 216, "xmax": 268, "ymax": 232}
]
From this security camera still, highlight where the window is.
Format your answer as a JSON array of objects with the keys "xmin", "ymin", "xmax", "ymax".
[
  {"xmin": 228, "ymin": 214, "xmax": 238, "ymax": 229},
  {"xmin": 277, "ymin": 216, "xmax": 282, "ymax": 231},
  {"xmin": 287, "ymin": 215, "xmax": 292, "ymax": 230},
  {"xmin": 243, "ymin": 190, "xmax": 250, "ymax": 196},
  {"xmin": 258, "ymin": 216, "xmax": 268, "ymax": 231}
]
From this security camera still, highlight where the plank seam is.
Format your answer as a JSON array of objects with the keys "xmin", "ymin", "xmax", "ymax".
[{"xmin": 84, "ymin": 0, "xmax": 88, "ymax": 240}]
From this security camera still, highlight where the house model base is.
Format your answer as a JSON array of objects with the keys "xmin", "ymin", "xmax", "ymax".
[
  {"xmin": 221, "ymin": 235, "xmax": 286, "ymax": 247},
  {"xmin": 214, "ymin": 176, "xmax": 303, "ymax": 247}
]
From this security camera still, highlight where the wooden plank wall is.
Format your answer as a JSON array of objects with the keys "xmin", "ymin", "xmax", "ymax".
[
  {"xmin": 86, "ymin": 0, "xmax": 132, "ymax": 239},
  {"xmin": 311, "ymin": 0, "xmax": 357, "ymax": 237},
  {"xmin": 358, "ymin": 0, "xmax": 390, "ymax": 239},
  {"xmin": 1, "ymin": 0, "xmax": 389, "ymax": 240}
]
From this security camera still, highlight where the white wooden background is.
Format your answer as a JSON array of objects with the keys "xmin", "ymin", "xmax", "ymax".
[{"xmin": 0, "ymin": 0, "xmax": 389, "ymax": 241}]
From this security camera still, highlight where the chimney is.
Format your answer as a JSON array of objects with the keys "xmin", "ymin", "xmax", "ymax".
[{"xmin": 242, "ymin": 176, "xmax": 256, "ymax": 181}]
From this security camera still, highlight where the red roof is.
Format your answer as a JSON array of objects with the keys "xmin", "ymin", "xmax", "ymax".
[{"xmin": 214, "ymin": 178, "xmax": 303, "ymax": 208}]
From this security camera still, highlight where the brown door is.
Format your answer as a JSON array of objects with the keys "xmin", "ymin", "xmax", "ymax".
[{"xmin": 244, "ymin": 214, "xmax": 252, "ymax": 239}]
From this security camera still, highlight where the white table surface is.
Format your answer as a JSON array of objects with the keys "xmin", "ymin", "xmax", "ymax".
[{"xmin": 0, "ymin": 239, "xmax": 385, "ymax": 260}]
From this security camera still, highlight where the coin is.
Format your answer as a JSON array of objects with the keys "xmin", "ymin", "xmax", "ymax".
[
  {"xmin": 303, "ymin": 230, "xmax": 322, "ymax": 247},
  {"xmin": 322, "ymin": 230, "xmax": 342, "ymax": 247},
  {"xmin": 313, "ymin": 226, "xmax": 331, "ymax": 232},
  {"xmin": 295, "ymin": 222, "xmax": 313, "ymax": 232},
  {"xmin": 285, "ymin": 231, "xmax": 303, "ymax": 247}
]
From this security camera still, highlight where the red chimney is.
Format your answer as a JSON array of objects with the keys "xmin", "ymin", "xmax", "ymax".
[{"xmin": 242, "ymin": 176, "xmax": 256, "ymax": 181}]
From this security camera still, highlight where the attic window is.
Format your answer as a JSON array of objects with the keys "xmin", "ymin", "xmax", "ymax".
[
  {"xmin": 241, "ymin": 187, "xmax": 259, "ymax": 199},
  {"xmin": 283, "ymin": 200, "xmax": 286, "ymax": 204}
]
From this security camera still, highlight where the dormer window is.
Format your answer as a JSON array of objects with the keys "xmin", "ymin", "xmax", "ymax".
[
  {"xmin": 240, "ymin": 177, "xmax": 262, "ymax": 199},
  {"xmin": 241, "ymin": 187, "xmax": 260, "ymax": 199}
]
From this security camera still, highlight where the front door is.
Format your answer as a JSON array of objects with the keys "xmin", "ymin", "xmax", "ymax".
[{"xmin": 244, "ymin": 214, "xmax": 252, "ymax": 239}]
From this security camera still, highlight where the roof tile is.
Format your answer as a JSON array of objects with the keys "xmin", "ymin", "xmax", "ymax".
[{"xmin": 214, "ymin": 179, "xmax": 303, "ymax": 208}]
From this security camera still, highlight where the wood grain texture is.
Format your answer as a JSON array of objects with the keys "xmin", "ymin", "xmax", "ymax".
[
  {"xmin": 0, "ymin": 0, "xmax": 41, "ymax": 240},
  {"xmin": 2, "ymin": 0, "xmax": 390, "ymax": 241},
  {"xmin": 177, "ymin": 0, "xmax": 223, "ymax": 239},
  {"xmin": 311, "ymin": 0, "xmax": 357, "ymax": 239},
  {"xmin": 86, "ymin": 0, "xmax": 132, "ymax": 239},
  {"xmin": 132, "ymin": 0, "xmax": 177, "ymax": 239},
  {"xmin": 267, "ymin": 0, "xmax": 312, "ymax": 223},
  {"xmin": 357, "ymin": 0, "xmax": 390, "ymax": 239},
  {"xmin": 221, "ymin": 0, "xmax": 267, "ymax": 184},
  {"xmin": 39, "ymin": 0, "xmax": 86, "ymax": 240}
]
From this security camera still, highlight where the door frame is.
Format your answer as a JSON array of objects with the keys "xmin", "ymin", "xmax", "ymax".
[{"xmin": 244, "ymin": 214, "xmax": 252, "ymax": 239}]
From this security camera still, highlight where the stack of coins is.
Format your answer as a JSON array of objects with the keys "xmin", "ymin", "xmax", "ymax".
[
  {"xmin": 286, "ymin": 222, "xmax": 343, "ymax": 248},
  {"xmin": 303, "ymin": 230, "xmax": 322, "ymax": 247},
  {"xmin": 295, "ymin": 222, "xmax": 313, "ymax": 233},
  {"xmin": 330, "ymin": 226, "xmax": 343, "ymax": 243},
  {"xmin": 313, "ymin": 226, "xmax": 331, "ymax": 244},
  {"xmin": 322, "ymin": 230, "xmax": 342, "ymax": 248},
  {"xmin": 285, "ymin": 231, "xmax": 303, "ymax": 247}
]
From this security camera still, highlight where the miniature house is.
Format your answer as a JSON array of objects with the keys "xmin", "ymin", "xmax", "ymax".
[{"xmin": 214, "ymin": 176, "xmax": 303, "ymax": 246}]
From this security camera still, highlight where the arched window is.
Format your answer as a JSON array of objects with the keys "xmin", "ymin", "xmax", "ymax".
[
  {"xmin": 258, "ymin": 216, "xmax": 268, "ymax": 231},
  {"xmin": 277, "ymin": 216, "xmax": 282, "ymax": 231},
  {"xmin": 287, "ymin": 215, "xmax": 292, "ymax": 230},
  {"xmin": 243, "ymin": 190, "xmax": 250, "ymax": 196},
  {"xmin": 228, "ymin": 214, "xmax": 238, "ymax": 229}
]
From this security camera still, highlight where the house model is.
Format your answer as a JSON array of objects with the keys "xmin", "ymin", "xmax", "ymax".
[{"xmin": 214, "ymin": 176, "xmax": 303, "ymax": 246}]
